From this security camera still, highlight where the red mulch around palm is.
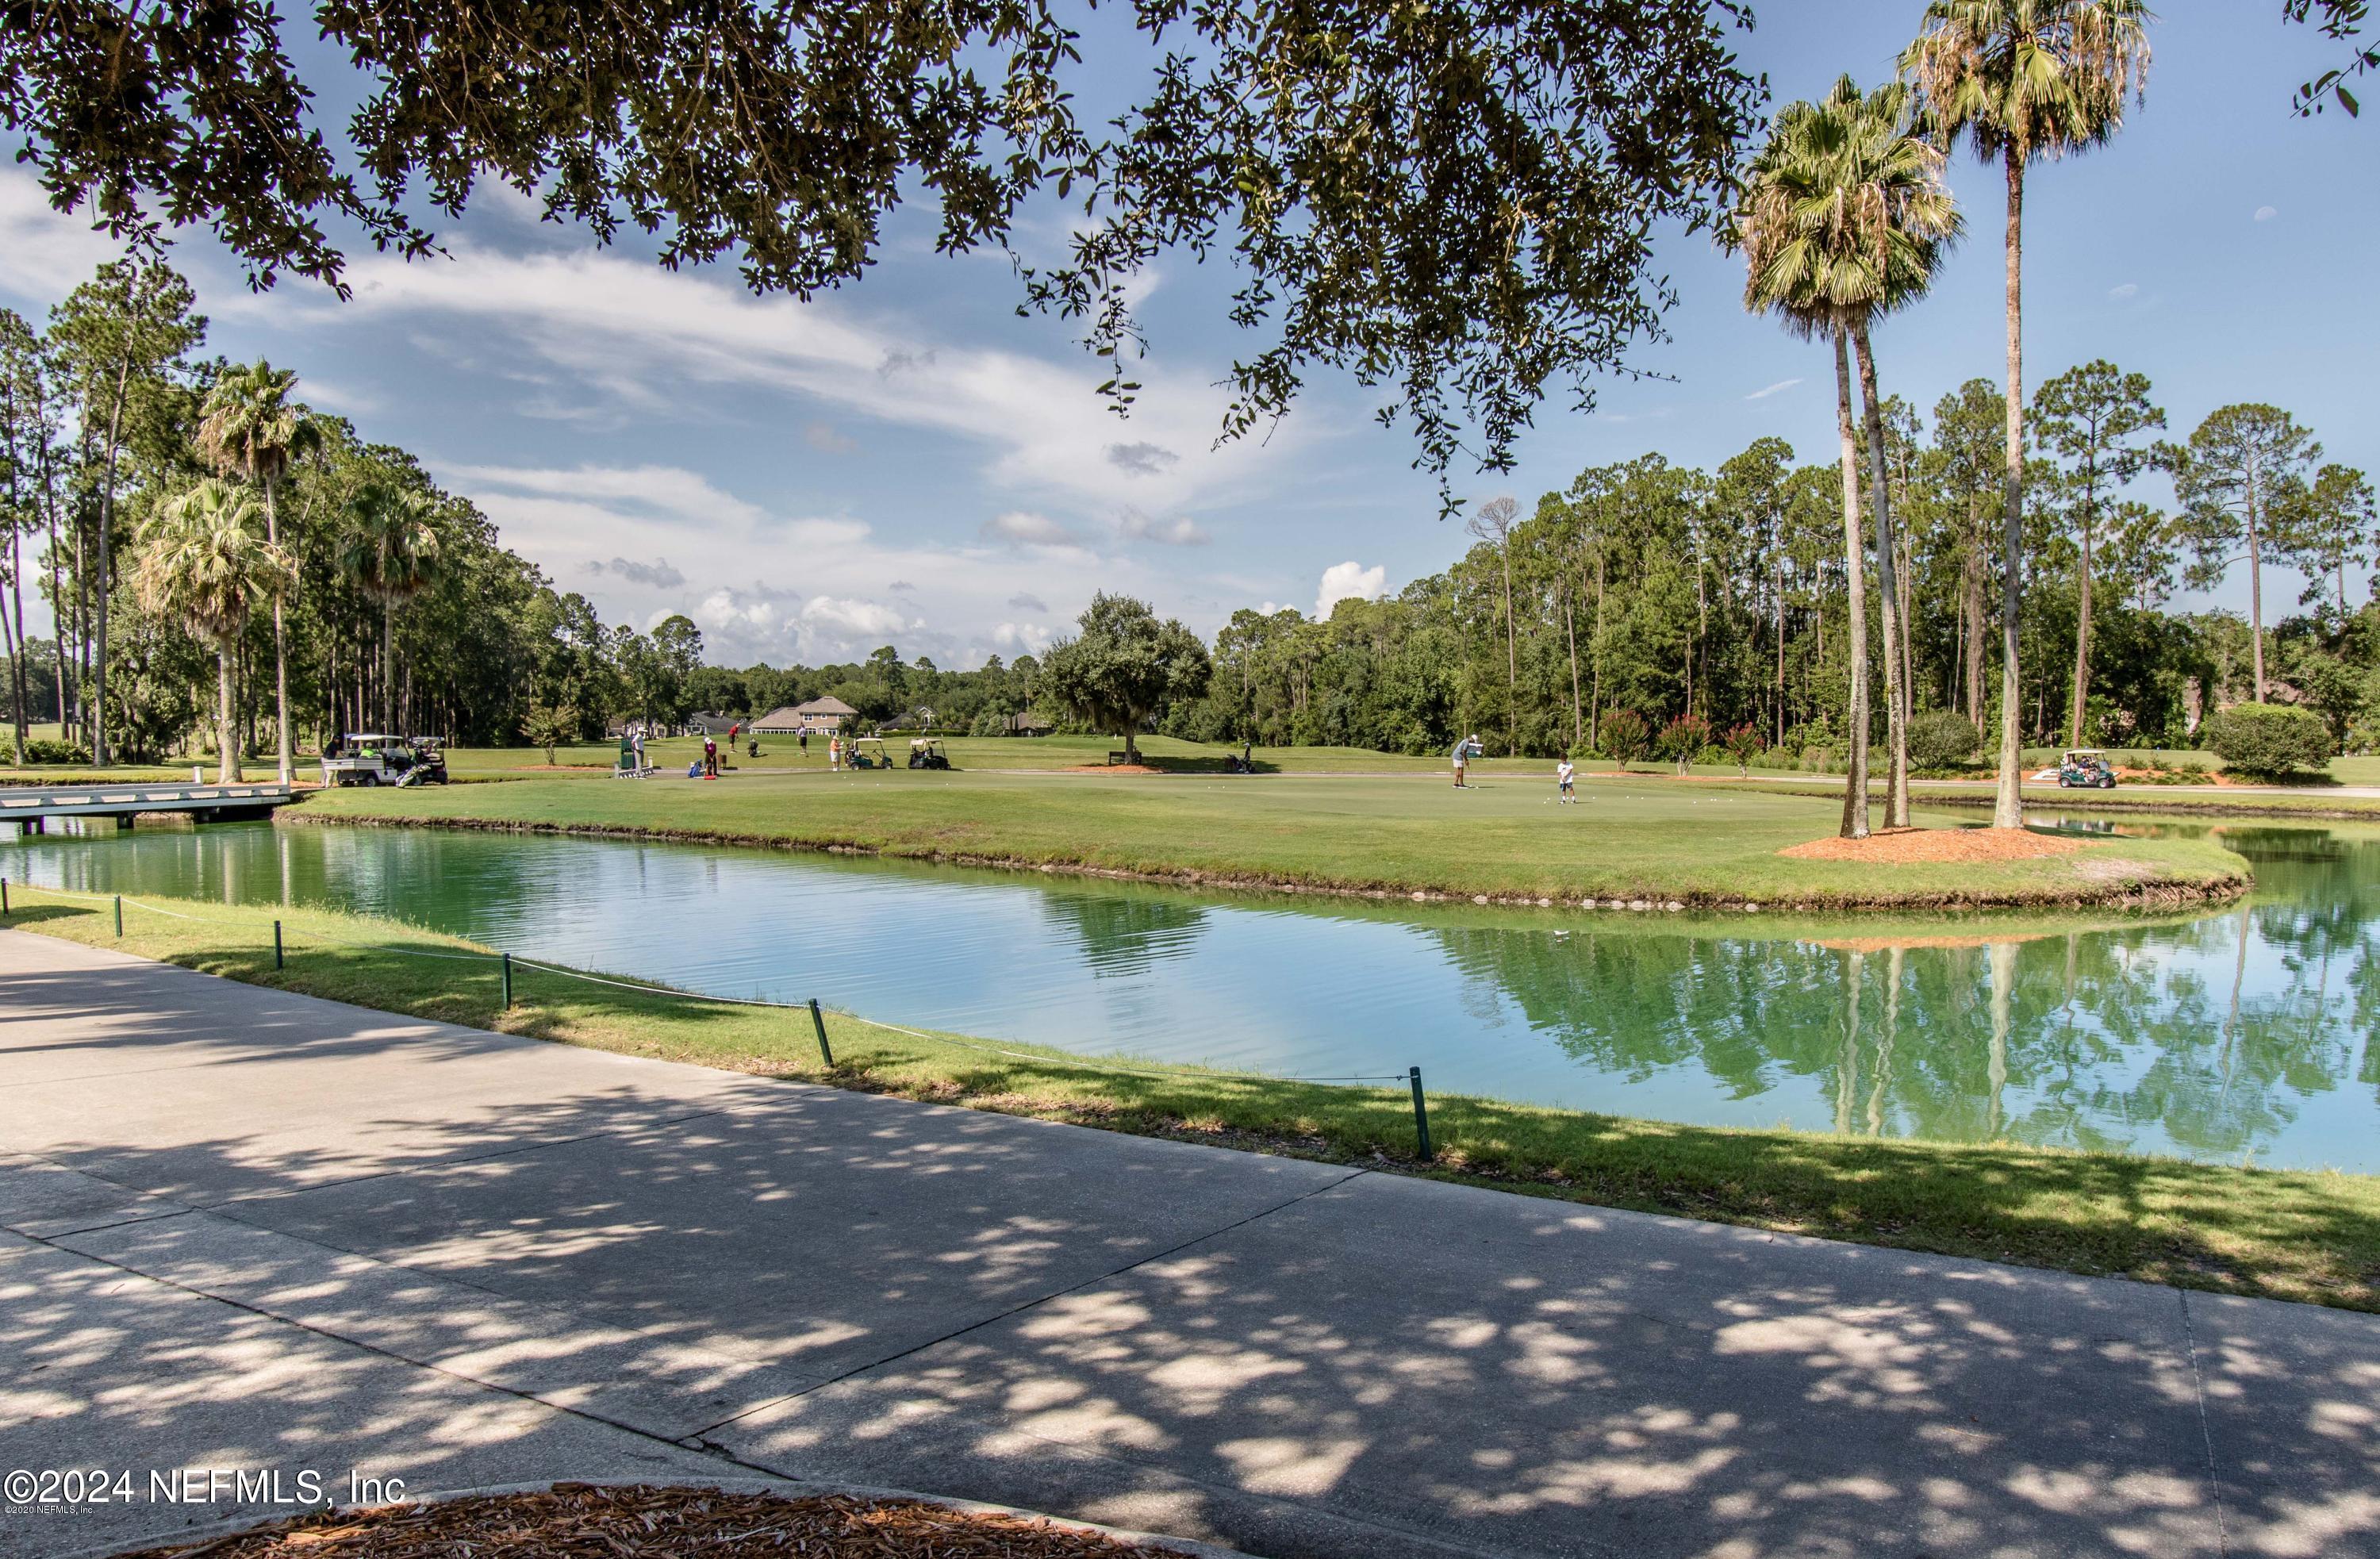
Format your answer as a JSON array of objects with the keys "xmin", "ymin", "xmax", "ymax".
[
  {"xmin": 1779, "ymin": 826, "xmax": 2086, "ymax": 865},
  {"xmin": 112, "ymin": 1485, "xmax": 1169, "ymax": 1558}
]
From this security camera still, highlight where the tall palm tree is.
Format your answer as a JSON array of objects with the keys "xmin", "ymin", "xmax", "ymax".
[
  {"xmin": 336, "ymin": 482, "xmax": 443, "ymax": 732},
  {"xmin": 128, "ymin": 479, "xmax": 294, "ymax": 783},
  {"xmin": 1903, "ymin": 0, "xmax": 2153, "ymax": 827},
  {"xmin": 197, "ymin": 359, "xmax": 316, "ymax": 783},
  {"xmin": 1736, "ymin": 80, "xmax": 1960, "ymax": 836}
]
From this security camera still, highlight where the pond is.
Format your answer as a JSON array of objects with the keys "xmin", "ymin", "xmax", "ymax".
[{"xmin": 10, "ymin": 815, "xmax": 2377, "ymax": 1171}]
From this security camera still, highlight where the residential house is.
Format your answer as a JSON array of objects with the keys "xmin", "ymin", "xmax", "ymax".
[{"xmin": 754, "ymin": 696, "xmax": 859, "ymax": 735}]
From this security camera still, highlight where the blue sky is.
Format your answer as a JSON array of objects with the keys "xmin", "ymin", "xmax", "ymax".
[{"xmin": 1, "ymin": 2, "xmax": 2370, "ymax": 667}]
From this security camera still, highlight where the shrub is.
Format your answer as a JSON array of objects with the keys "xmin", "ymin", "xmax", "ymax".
[
  {"xmin": 1907, "ymin": 709, "xmax": 1981, "ymax": 771},
  {"xmin": 1654, "ymin": 712, "xmax": 1710, "ymax": 774},
  {"xmin": 2202, "ymin": 702, "xmax": 2336, "ymax": 777},
  {"xmin": 17, "ymin": 737, "xmax": 88, "ymax": 765},
  {"xmin": 1722, "ymin": 722, "xmax": 1766, "ymax": 778},
  {"xmin": 1599, "ymin": 709, "xmax": 1649, "ymax": 771}
]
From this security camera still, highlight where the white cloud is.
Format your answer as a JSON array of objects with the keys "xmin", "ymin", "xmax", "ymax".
[
  {"xmin": 233, "ymin": 234, "xmax": 1307, "ymax": 522},
  {"xmin": 983, "ymin": 510, "xmax": 1077, "ymax": 546},
  {"xmin": 1315, "ymin": 562, "xmax": 1388, "ymax": 620},
  {"xmin": 1118, "ymin": 508, "xmax": 1210, "ymax": 546},
  {"xmin": 443, "ymin": 462, "xmax": 769, "ymax": 528},
  {"xmin": 0, "ymin": 178, "xmax": 128, "ymax": 301},
  {"xmin": 990, "ymin": 621, "xmax": 1056, "ymax": 654},
  {"xmin": 804, "ymin": 596, "xmax": 913, "ymax": 639},
  {"xmin": 2109, "ymin": 282, "xmax": 2140, "ymax": 300},
  {"xmin": 1744, "ymin": 378, "xmax": 1803, "ymax": 401},
  {"xmin": 2255, "ymin": 205, "xmax": 2278, "ymax": 222}
]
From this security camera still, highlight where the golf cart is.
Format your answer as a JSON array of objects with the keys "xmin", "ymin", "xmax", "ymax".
[
  {"xmin": 2057, "ymin": 749, "xmax": 2118, "ymax": 789},
  {"xmin": 846, "ymin": 737, "xmax": 892, "ymax": 771},
  {"xmin": 321, "ymin": 733, "xmax": 447, "ymax": 787},
  {"xmin": 908, "ymin": 738, "xmax": 952, "ymax": 770}
]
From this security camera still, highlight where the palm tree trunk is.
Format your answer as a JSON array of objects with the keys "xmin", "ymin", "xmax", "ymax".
[
  {"xmin": 383, "ymin": 599, "xmax": 398, "ymax": 732},
  {"xmin": 215, "ymin": 643, "xmax": 239, "ymax": 784},
  {"xmin": 1833, "ymin": 331, "xmax": 1871, "ymax": 840},
  {"xmin": 1852, "ymin": 324, "xmax": 1908, "ymax": 830},
  {"xmin": 1992, "ymin": 147, "xmax": 2027, "ymax": 830},
  {"xmin": 264, "ymin": 473, "xmax": 293, "ymax": 783}
]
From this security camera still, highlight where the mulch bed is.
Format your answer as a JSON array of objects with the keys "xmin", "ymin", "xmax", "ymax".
[
  {"xmin": 1778, "ymin": 826, "xmax": 2086, "ymax": 865},
  {"xmin": 113, "ymin": 1485, "xmax": 1169, "ymax": 1558}
]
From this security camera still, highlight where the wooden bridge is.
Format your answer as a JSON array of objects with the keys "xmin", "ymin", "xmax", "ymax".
[{"xmin": 1, "ymin": 781, "xmax": 296, "ymax": 834}]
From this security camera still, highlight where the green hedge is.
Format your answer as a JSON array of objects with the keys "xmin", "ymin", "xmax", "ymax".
[{"xmin": 2202, "ymin": 703, "xmax": 2335, "ymax": 777}]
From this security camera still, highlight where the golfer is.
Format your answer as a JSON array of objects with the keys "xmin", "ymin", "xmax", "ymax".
[
  {"xmin": 1452, "ymin": 733, "xmax": 1480, "ymax": 789},
  {"xmin": 1557, "ymin": 754, "xmax": 1576, "ymax": 804},
  {"xmin": 828, "ymin": 734, "xmax": 841, "ymax": 772}
]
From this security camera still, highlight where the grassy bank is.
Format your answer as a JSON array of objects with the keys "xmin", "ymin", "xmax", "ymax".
[
  {"xmin": 290, "ymin": 769, "xmax": 2248, "ymax": 910},
  {"xmin": 5, "ymin": 887, "xmax": 2372, "ymax": 1312}
]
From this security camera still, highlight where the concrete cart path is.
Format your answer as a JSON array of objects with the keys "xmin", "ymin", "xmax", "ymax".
[{"xmin": 2, "ymin": 932, "xmax": 2374, "ymax": 1559}]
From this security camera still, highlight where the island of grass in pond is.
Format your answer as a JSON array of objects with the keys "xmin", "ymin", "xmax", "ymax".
[{"xmin": 292, "ymin": 769, "xmax": 2248, "ymax": 908}]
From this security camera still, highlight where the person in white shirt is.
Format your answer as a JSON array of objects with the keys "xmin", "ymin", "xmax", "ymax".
[{"xmin": 1557, "ymin": 755, "xmax": 1576, "ymax": 804}]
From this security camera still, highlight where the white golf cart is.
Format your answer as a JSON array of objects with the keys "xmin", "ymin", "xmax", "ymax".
[{"xmin": 321, "ymin": 733, "xmax": 449, "ymax": 787}]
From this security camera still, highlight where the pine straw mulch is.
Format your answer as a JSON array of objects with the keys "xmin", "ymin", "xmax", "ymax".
[
  {"xmin": 111, "ymin": 1485, "xmax": 1175, "ymax": 1559},
  {"xmin": 1777, "ymin": 825, "xmax": 2086, "ymax": 865}
]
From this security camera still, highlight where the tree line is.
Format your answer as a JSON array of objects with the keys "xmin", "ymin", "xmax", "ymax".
[
  {"xmin": 0, "ymin": 257, "xmax": 741, "ymax": 776},
  {"xmin": 1156, "ymin": 381, "xmax": 2374, "ymax": 770}
]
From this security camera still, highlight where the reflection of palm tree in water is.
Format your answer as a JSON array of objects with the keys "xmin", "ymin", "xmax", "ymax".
[
  {"xmin": 1837, "ymin": 950, "xmax": 1864, "ymax": 1136},
  {"xmin": 2222, "ymin": 896, "xmax": 2254, "ymax": 1091},
  {"xmin": 1868, "ymin": 946, "xmax": 1901, "ymax": 1137},
  {"xmin": 1987, "ymin": 940, "xmax": 2014, "ymax": 1140}
]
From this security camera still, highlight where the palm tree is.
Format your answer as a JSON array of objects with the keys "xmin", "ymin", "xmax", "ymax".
[
  {"xmin": 336, "ymin": 482, "xmax": 443, "ymax": 732},
  {"xmin": 128, "ymin": 479, "xmax": 294, "ymax": 783},
  {"xmin": 197, "ymin": 359, "xmax": 316, "ymax": 783},
  {"xmin": 1736, "ymin": 80, "xmax": 1960, "ymax": 836},
  {"xmin": 1903, "ymin": 0, "xmax": 2153, "ymax": 827}
]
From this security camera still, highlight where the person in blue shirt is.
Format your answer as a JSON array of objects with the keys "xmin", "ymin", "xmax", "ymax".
[{"xmin": 1451, "ymin": 734, "xmax": 1481, "ymax": 789}]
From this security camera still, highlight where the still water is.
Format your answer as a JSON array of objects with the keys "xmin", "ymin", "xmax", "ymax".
[{"xmin": 10, "ymin": 817, "xmax": 2377, "ymax": 1170}]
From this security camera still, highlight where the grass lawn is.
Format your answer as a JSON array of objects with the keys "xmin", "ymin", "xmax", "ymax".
[
  {"xmin": 6, "ymin": 887, "xmax": 2372, "ymax": 1313},
  {"xmin": 292, "ymin": 766, "xmax": 2248, "ymax": 908}
]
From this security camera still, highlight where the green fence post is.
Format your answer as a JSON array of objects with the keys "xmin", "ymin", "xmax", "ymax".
[
  {"xmin": 501, "ymin": 952, "xmax": 513, "ymax": 1010},
  {"xmin": 808, "ymin": 999, "xmax": 835, "ymax": 1069},
  {"xmin": 1408, "ymin": 1066, "xmax": 1433, "ymax": 1162},
  {"xmin": 113, "ymin": 895, "xmax": 124, "ymax": 939},
  {"xmin": 274, "ymin": 920, "xmax": 284, "ymax": 970}
]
